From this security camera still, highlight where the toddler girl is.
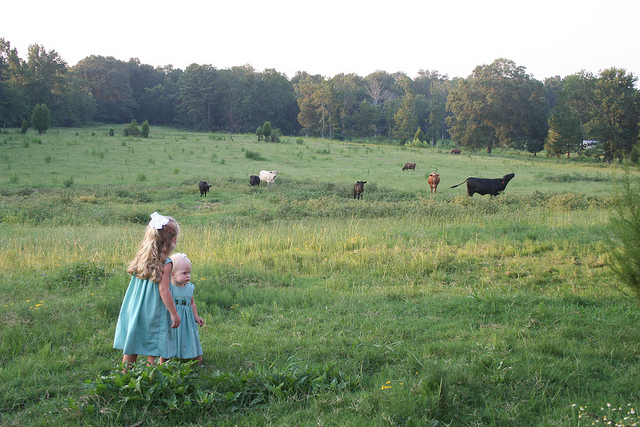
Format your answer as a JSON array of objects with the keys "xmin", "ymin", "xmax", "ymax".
[
  {"xmin": 113, "ymin": 212, "xmax": 181, "ymax": 367},
  {"xmin": 160, "ymin": 253, "xmax": 204, "ymax": 364}
]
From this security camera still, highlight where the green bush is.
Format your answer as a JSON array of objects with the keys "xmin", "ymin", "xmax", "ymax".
[
  {"xmin": 141, "ymin": 120, "xmax": 150, "ymax": 138},
  {"xmin": 31, "ymin": 103, "xmax": 51, "ymax": 135},
  {"xmin": 607, "ymin": 169, "xmax": 640, "ymax": 299},
  {"xmin": 123, "ymin": 120, "xmax": 141, "ymax": 137},
  {"xmin": 245, "ymin": 149, "xmax": 264, "ymax": 160}
]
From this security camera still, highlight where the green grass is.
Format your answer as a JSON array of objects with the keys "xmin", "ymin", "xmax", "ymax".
[{"xmin": 0, "ymin": 126, "xmax": 638, "ymax": 426}]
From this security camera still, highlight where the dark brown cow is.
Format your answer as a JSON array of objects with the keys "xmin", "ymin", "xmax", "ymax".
[
  {"xmin": 428, "ymin": 173, "xmax": 440, "ymax": 194},
  {"xmin": 249, "ymin": 175, "xmax": 260, "ymax": 186},
  {"xmin": 198, "ymin": 180, "xmax": 212, "ymax": 197},
  {"xmin": 353, "ymin": 181, "xmax": 366, "ymax": 199},
  {"xmin": 402, "ymin": 162, "xmax": 416, "ymax": 171},
  {"xmin": 451, "ymin": 149, "xmax": 462, "ymax": 155},
  {"xmin": 450, "ymin": 173, "xmax": 515, "ymax": 197}
]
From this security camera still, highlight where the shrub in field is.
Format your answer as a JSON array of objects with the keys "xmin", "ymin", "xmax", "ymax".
[
  {"xmin": 123, "ymin": 120, "xmax": 141, "ymax": 137},
  {"xmin": 244, "ymin": 149, "xmax": 264, "ymax": 160},
  {"xmin": 31, "ymin": 103, "xmax": 51, "ymax": 135},
  {"xmin": 607, "ymin": 169, "xmax": 640, "ymax": 299},
  {"xmin": 141, "ymin": 120, "xmax": 150, "ymax": 138}
]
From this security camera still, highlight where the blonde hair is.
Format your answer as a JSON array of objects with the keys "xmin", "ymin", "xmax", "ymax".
[
  {"xmin": 127, "ymin": 216, "xmax": 179, "ymax": 283},
  {"xmin": 171, "ymin": 253, "xmax": 192, "ymax": 272}
]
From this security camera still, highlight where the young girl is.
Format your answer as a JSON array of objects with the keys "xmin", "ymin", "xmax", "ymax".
[
  {"xmin": 113, "ymin": 212, "xmax": 181, "ymax": 367},
  {"xmin": 160, "ymin": 253, "xmax": 204, "ymax": 364}
]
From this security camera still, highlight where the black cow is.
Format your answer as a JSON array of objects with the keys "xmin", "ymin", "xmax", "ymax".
[
  {"xmin": 353, "ymin": 181, "xmax": 366, "ymax": 199},
  {"xmin": 450, "ymin": 173, "xmax": 515, "ymax": 197},
  {"xmin": 249, "ymin": 175, "xmax": 260, "ymax": 186},
  {"xmin": 198, "ymin": 180, "xmax": 212, "ymax": 197}
]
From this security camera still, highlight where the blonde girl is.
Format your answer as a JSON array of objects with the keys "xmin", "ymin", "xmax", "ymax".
[{"xmin": 113, "ymin": 212, "xmax": 181, "ymax": 367}]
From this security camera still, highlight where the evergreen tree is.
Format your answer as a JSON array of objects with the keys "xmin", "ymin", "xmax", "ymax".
[
  {"xmin": 141, "ymin": 120, "xmax": 150, "ymax": 137},
  {"xmin": 31, "ymin": 103, "xmax": 51, "ymax": 134},
  {"xmin": 262, "ymin": 121, "xmax": 272, "ymax": 141},
  {"xmin": 607, "ymin": 169, "xmax": 640, "ymax": 301}
]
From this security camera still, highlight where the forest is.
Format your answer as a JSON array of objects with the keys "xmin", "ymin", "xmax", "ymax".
[{"xmin": 1, "ymin": 38, "xmax": 639, "ymax": 162}]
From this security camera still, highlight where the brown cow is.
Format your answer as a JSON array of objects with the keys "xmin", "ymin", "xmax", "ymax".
[
  {"xmin": 402, "ymin": 162, "xmax": 416, "ymax": 171},
  {"xmin": 450, "ymin": 149, "xmax": 462, "ymax": 155},
  {"xmin": 428, "ymin": 173, "xmax": 440, "ymax": 194},
  {"xmin": 353, "ymin": 181, "xmax": 366, "ymax": 199}
]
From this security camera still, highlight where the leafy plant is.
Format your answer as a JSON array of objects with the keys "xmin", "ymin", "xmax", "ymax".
[{"xmin": 70, "ymin": 359, "xmax": 359, "ymax": 420}]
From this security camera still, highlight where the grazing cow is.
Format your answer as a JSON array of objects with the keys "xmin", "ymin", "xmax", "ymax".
[
  {"xmin": 259, "ymin": 170, "xmax": 279, "ymax": 184},
  {"xmin": 428, "ymin": 173, "xmax": 440, "ymax": 194},
  {"xmin": 402, "ymin": 162, "xmax": 416, "ymax": 171},
  {"xmin": 450, "ymin": 173, "xmax": 515, "ymax": 197},
  {"xmin": 249, "ymin": 175, "xmax": 261, "ymax": 186},
  {"xmin": 198, "ymin": 180, "xmax": 212, "ymax": 197},
  {"xmin": 353, "ymin": 181, "xmax": 366, "ymax": 199},
  {"xmin": 451, "ymin": 149, "xmax": 462, "ymax": 155}
]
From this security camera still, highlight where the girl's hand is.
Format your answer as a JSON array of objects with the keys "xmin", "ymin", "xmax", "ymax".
[
  {"xmin": 170, "ymin": 312, "xmax": 181, "ymax": 328},
  {"xmin": 195, "ymin": 316, "xmax": 204, "ymax": 327}
]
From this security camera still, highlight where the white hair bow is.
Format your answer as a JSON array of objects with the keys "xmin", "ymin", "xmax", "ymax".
[{"xmin": 148, "ymin": 212, "xmax": 170, "ymax": 229}]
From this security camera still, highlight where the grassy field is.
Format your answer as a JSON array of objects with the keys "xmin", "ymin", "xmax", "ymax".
[{"xmin": 0, "ymin": 127, "xmax": 639, "ymax": 426}]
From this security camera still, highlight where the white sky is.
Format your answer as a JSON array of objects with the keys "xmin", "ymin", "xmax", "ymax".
[{"xmin": 3, "ymin": 0, "xmax": 639, "ymax": 81}]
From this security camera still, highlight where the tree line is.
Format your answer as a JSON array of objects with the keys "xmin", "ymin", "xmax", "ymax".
[{"xmin": 1, "ymin": 39, "xmax": 638, "ymax": 161}]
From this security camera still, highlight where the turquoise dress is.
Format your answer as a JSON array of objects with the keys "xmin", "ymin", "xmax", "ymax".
[
  {"xmin": 161, "ymin": 282, "xmax": 203, "ymax": 359},
  {"xmin": 113, "ymin": 258, "xmax": 172, "ymax": 356}
]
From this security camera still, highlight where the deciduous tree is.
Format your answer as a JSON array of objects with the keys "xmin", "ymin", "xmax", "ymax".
[
  {"xmin": 446, "ymin": 58, "xmax": 547, "ymax": 154},
  {"xmin": 585, "ymin": 68, "xmax": 640, "ymax": 162}
]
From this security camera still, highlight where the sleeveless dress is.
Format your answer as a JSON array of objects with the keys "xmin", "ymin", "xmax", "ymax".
[
  {"xmin": 113, "ymin": 258, "xmax": 172, "ymax": 356},
  {"xmin": 161, "ymin": 282, "xmax": 203, "ymax": 359}
]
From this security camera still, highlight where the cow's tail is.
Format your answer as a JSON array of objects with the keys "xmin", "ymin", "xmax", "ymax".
[{"xmin": 450, "ymin": 178, "xmax": 469, "ymax": 189}]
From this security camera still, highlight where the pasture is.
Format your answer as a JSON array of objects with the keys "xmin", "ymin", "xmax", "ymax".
[{"xmin": 0, "ymin": 127, "xmax": 638, "ymax": 426}]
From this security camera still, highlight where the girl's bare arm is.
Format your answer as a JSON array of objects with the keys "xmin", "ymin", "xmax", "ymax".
[
  {"xmin": 159, "ymin": 262, "xmax": 180, "ymax": 328},
  {"xmin": 191, "ymin": 296, "xmax": 204, "ymax": 326}
]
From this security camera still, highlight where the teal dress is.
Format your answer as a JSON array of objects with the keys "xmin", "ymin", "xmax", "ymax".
[
  {"xmin": 161, "ymin": 282, "xmax": 203, "ymax": 360},
  {"xmin": 113, "ymin": 258, "xmax": 172, "ymax": 356}
]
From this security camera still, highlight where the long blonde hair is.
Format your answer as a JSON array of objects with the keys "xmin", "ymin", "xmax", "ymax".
[{"xmin": 127, "ymin": 217, "xmax": 179, "ymax": 283}]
